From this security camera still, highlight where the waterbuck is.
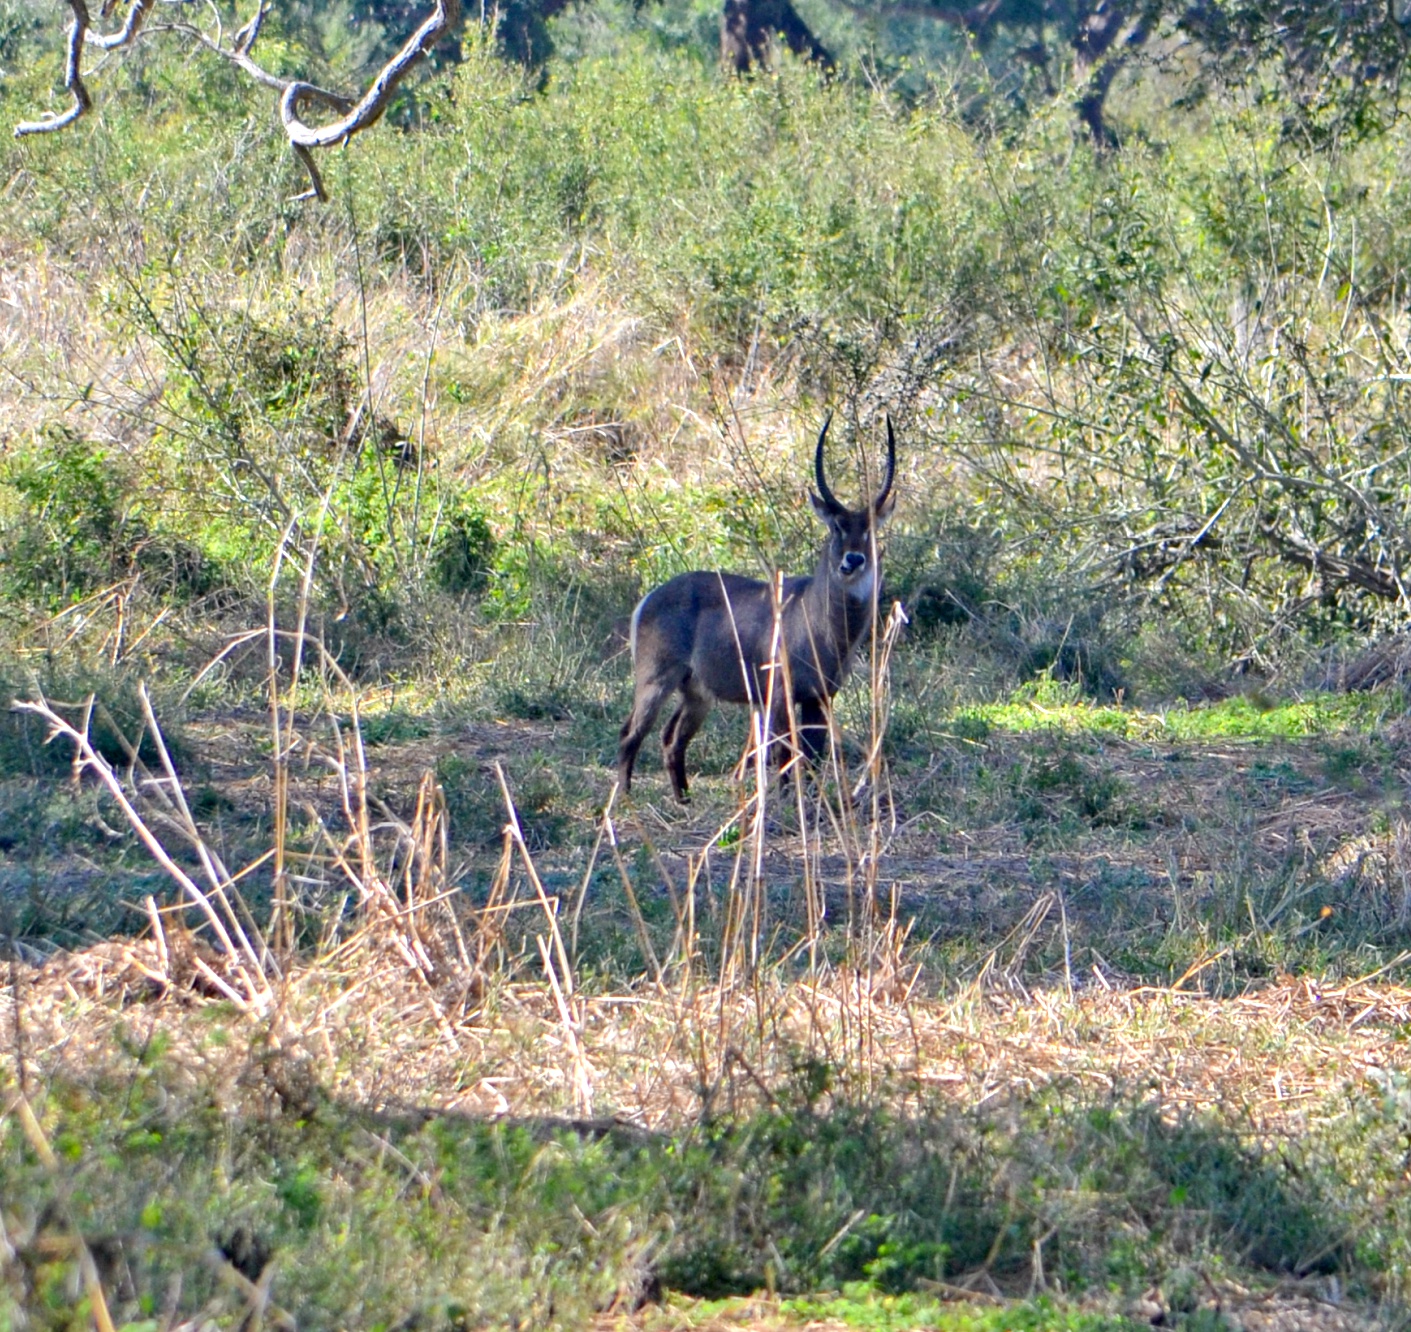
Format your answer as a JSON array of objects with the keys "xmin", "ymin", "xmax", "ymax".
[{"xmin": 617, "ymin": 416, "xmax": 897, "ymax": 802}]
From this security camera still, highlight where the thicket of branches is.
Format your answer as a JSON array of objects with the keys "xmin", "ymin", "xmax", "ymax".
[{"xmin": 5, "ymin": 0, "xmax": 1411, "ymax": 689}]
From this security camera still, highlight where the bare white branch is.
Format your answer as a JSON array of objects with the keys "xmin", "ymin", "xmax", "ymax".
[
  {"xmin": 278, "ymin": 0, "xmax": 462, "ymax": 200},
  {"xmin": 14, "ymin": 1, "xmax": 91, "ymax": 137},
  {"xmin": 88, "ymin": 0, "xmax": 156, "ymax": 51},
  {"xmin": 15, "ymin": 0, "xmax": 463, "ymax": 202}
]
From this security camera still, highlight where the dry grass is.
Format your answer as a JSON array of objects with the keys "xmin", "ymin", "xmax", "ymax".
[
  {"xmin": 0, "ymin": 237, "xmax": 147, "ymax": 450},
  {"xmin": 8, "ymin": 943, "xmax": 1406, "ymax": 1134}
]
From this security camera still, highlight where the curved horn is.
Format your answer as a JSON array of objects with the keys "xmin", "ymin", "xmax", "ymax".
[
  {"xmin": 814, "ymin": 413, "xmax": 843, "ymax": 513},
  {"xmin": 874, "ymin": 415, "xmax": 896, "ymax": 510}
]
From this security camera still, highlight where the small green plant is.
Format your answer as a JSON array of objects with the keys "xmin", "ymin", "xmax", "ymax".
[
  {"xmin": 1, "ymin": 427, "xmax": 222, "ymax": 612},
  {"xmin": 431, "ymin": 500, "xmax": 496, "ymax": 596},
  {"xmin": 356, "ymin": 707, "xmax": 435, "ymax": 746},
  {"xmin": 783, "ymin": 1287, "xmax": 1147, "ymax": 1331},
  {"xmin": 435, "ymin": 751, "xmax": 504, "ymax": 845}
]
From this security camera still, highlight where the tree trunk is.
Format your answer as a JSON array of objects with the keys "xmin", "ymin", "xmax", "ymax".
[
  {"xmin": 1071, "ymin": 0, "xmax": 1152, "ymax": 151},
  {"xmin": 721, "ymin": 0, "xmax": 833, "ymax": 72}
]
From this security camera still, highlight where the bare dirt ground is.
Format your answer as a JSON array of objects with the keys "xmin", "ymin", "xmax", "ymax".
[{"xmin": 170, "ymin": 701, "xmax": 1411, "ymax": 955}]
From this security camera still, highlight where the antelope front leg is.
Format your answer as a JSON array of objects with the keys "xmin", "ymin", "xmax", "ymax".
[
  {"xmin": 770, "ymin": 699, "xmax": 804, "ymax": 787},
  {"xmin": 797, "ymin": 698, "xmax": 829, "ymax": 768},
  {"xmin": 777, "ymin": 697, "xmax": 829, "ymax": 790}
]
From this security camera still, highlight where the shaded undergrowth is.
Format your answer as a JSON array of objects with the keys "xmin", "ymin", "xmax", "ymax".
[{"xmin": 5, "ymin": 1039, "xmax": 1403, "ymax": 1330}]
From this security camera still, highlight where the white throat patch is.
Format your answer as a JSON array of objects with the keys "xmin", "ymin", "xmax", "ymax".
[{"xmin": 846, "ymin": 566, "xmax": 877, "ymax": 603}]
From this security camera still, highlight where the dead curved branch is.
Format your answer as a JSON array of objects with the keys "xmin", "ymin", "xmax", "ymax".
[
  {"xmin": 88, "ymin": 0, "xmax": 157, "ymax": 52},
  {"xmin": 14, "ymin": 1, "xmax": 92, "ymax": 138},
  {"xmin": 14, "ymin": 0, "xmax": 463, "ymax": 203}
]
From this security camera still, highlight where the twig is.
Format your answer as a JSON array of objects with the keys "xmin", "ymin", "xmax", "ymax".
[
  {"xmin": 16, "ymin": 0, "xmax": 461, "ymax": 202},
  {"xmin": 11, "ymin": 696, "xmax": 270, "ymax": 1010}
]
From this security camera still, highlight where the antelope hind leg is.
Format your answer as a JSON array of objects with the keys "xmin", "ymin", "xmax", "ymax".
[
  {"xmin": 662, "ymin": 681, "xmax": 712, "ymax": 803},
  {"xmin": 617, "ymin": 674, "xmax": 677, "ymax": 794}
]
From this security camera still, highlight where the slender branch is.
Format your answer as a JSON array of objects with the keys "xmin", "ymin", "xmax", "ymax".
[
  {"xmin": 276, "ymin": 0, "xmax": 462, "ymax": 201},
  {"xmin": 14, "ymin": 1, "xmax": 91, "ymax": 137},
  {"xmin": 15, "ymin": 0, "xmax": 462, "ymax": 202},
  {"xmin": 157, "ymin": 7, "xmax": 354, "ymax": 103}
]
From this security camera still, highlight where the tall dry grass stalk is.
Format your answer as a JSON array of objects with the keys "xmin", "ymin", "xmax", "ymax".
[
  {"xmin": 601, "ymin": 543, "xmax": 915, "ymax": 1100},
  {"xmin": 12, "ymin": 690, "xmax": 274, "ymax": 1012}
]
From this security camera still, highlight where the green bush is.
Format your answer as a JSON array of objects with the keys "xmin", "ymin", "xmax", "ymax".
[
  {"xmin": 431, "ymin": 500, "xmax": 496, "ymax": 596},
  {"xmin": 0, "ymin": 426, "xmax": 219, "ymax": 610}
]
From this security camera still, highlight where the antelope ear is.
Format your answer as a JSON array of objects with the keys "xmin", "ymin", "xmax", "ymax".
[
  {"xmin": 809, "ymin": 492, "xmax": 835, "ymax": 523},
  {"xmin": 873, "ymin": 489, "xmax": 897, "ymax": 524}
]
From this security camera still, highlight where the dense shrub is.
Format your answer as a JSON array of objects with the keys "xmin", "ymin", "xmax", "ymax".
[{"xmin": 4, "ymin": 23, "xmax": 1411, "ymax": 679}]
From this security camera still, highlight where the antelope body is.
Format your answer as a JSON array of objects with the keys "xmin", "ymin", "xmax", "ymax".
[{"xmin": 617, "ymin": 417, "xmax": 897, "ymax": 802}]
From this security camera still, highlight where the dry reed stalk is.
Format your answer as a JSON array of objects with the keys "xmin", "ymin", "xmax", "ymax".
[
  {"xmin": 858, "ymin": 600, "xmax": 908, "ymax": 1084},
  {"xmin": 493, "ymin": 762, "xmax": 575, "ymax": 991},
  {"xmin": 496, "ymin": 761, "xmax": 595, "ymax": 1116},
  {"xmin": 9, "ymin": 577, "xmax": 173, "ymax": 668},
  {"xmin": 265, "ymin": 514, "xmax": 301, "ymax": 957},
  {"xmin": 971, "ymin": 892, "xmax": 1057, "ymax": 996},
  {"xmin": 205, "ymin": 1247, "xmax": 296, "ymax": 1332},
  {"xmin": 8, "ymin": 1090, "xmax": 119, "ymax": 1332},
  {"xmin": 774, "ymin": 640, "xmax": 825, "ymax": 972},
  {"xmin": 570, "ymin": 784, "xmax": 616, "ymax": 962},
  {"xmin": 759, "ymin": 583, "xmax": 835, "ymax": 1081},
  {"xmin": 143, "ymin": 895, "xmax": 170, "ymax": 976},
  {"xmin": 472, "ymin": 830, "xmax": 520, "ymax": 975},
  {"xmin": 407, "ymin": 772, "xmax": 472, "ymax": 975},
  {"xmin": 263, "ymin": 332, "xmax": 374, "ymax": 952},
  {"xmin": 359, "ymin": 774, "xmax": 470, "ymax": 982},
  {"xmin": 134, "ymin": 684, "xmax": 276, "ymax": 977},
  {"xmin": 700, "ymin": 571, "xmax": 781, "ymax": 1075},
  {"xmin": 675, "ymin": 849, "xmax": 715, "ymax": 1095},
  {"xmin": 744, "ymin": 573, "xmax": 787, "ymax": 971},
  {"xmin": 313, "ymin": 819, "xmax": 459, "ymax": 1054},
  {"xmin": 603, "ymin": 805, "xmax": 666, "ymax": 989},
  {"xmin": 11, "ymin": 696, "xmax": 271, "ymax": 1010}
]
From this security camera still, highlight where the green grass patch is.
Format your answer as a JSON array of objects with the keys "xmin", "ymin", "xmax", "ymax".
[
  {"xmin": 5, "ymin": 1049, "xmax": 1406, "ymax": 1327},
  {"xmin": 780, "ymin": 1288, "xmax": 1145, "ymax": 1332},
  {"xmin": 956, "ymin": 681, "xmax": 1403, "ymax": 745}
]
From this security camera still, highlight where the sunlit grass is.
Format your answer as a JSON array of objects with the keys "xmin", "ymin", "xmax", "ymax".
[
  {"xmin": 660, "ymin": 1289, "xmax": 1147, "ymax": 1330},
  {"xmin": 778, "ymin": 1289, "xmax": 1145, "ymax": 1332},
  {"xmin": 955, "ymin": 678, "xmax": 1405, "ymax": 744}
]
